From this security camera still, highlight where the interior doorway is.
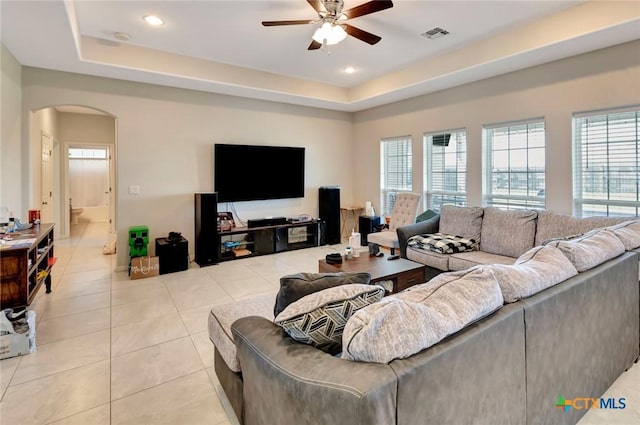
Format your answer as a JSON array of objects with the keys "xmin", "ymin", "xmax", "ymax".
[
  {"xmin": 67, "ymin": 145, "xmax": 113, "ymax": 227},
  {"xmin": 33, "ymin": 105, "xmax": 116, "ymax": 239}
]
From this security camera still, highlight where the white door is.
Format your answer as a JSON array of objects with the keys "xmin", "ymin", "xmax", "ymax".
[{"xmin": 41, "ymin": 132, "xmax": 54, "ymax": 223}]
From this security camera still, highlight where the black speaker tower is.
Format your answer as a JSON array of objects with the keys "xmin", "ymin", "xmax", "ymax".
[
  {"xmin": 318, "ymin": 186, "xmax": 341, "ymax": 245},
  {"xmin": 194, "ymin": 192, "xmax": 219, "ymax": 266}
]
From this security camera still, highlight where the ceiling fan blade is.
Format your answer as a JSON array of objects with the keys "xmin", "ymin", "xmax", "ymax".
[
  {"xmin": 344, "ymin": 24, "xmax": 382, "ymax": 45},
  {"xmin": 307, "ymin": 0, "xmax": 324, "ymax": 13},
  {"xmin": 262, "ymin": 20, "xmax": 314, "ymax": 26},
  {"xmin": 308, "ymin": 40, "xmax": 322, "ymax": 50},
  {"xmin": 342, "ymin": 0, "xmax": 393, "ymax": 20}
]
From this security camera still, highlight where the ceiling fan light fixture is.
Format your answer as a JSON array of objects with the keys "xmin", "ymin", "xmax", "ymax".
[{"xmin": 312, "ymin": 22, "xmax": 347, "ymax": 45}]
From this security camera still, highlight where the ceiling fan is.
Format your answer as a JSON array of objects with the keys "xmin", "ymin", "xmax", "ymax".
[{"xmin": 262, "ymin": 0, "xmax": 394, "ymax": 50}]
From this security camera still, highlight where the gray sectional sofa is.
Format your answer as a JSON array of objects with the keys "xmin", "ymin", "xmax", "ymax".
[
  {"xmin": 209, "ymin": 207, "xmax": 640, "ymax": 425},
  {"xmin": 397, "ymin": 205, "xmax": 634, "ymax": 277}
]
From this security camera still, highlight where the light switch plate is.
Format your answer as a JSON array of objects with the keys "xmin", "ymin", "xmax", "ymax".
[{"xmin": 128, "ymin": 185, "xmax": 140, "ymax": 195}]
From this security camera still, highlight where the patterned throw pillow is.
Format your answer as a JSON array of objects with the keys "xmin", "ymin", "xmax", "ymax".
[
  {"xmin": 408, "ymin": 232, "xmax": 477, "ymax": 254},
  {"xmin": 274, "ymin": 284, "xmax": 385, "ymax": 355},
  {"xmin": 274, "ymin": 272, "xmax": 372, "ymax": 317}
]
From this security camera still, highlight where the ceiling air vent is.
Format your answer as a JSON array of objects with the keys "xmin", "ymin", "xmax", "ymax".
[{"xmin": 421, "ymin": 27, "xmax": 449, "ymax": 40}]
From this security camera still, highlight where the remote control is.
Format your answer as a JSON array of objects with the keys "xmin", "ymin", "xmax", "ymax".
[{"xmin": 387, "ymin": 254, "xmax": 400, "ymax": 260}]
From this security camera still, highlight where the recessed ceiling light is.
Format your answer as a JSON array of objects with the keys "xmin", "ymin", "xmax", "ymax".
[
  {"xmin": 114, "ymin": 32, "xmax": 130, "ymax": 41},
  {"xmin": 143, "ymin": 15, "xmax": 164, "ymax": 26},
  {"xmin": 344, "ymin": 66, "xmax": 357, "ymax": 74}
]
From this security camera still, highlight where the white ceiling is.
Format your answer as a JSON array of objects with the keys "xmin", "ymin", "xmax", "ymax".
[{"xmin": 2, "ymin": 1, "xmax": 639, "ymax": 112}]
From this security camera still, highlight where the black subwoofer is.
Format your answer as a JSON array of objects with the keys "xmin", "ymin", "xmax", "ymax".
[{"xmin": 156, "ymin": 237, "xmax": 189, "ymax": 274}]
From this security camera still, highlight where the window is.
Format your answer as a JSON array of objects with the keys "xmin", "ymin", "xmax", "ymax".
[
  {"xmin": 381, "ymin": 136, "xmax": 412, "ymax": 215},
  {"xmin": 424, "ymin": 130, "xmax": 467, "ymax": 211},
  {"xmin": 484, "ymin": 119, "xmax": 545, "ymax": 209},
  {"xmin": 574, "ymin": 107, "xmax": 639, "ymax": 217}
]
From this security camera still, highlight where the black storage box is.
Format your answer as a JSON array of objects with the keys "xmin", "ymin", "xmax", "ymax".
[{"xmin": 155, "ymin": 237, "xmax": 189, "ymax": 275}]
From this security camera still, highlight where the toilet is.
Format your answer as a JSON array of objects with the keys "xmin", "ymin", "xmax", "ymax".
[{"xmin": 71, "ymin": 208, "xmax": 84, "ymax": 224}]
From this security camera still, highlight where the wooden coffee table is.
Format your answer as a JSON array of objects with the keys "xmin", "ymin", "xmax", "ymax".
[{"xmin": 318, "ymin": 254, "xmax": 426, "ymax": 294}]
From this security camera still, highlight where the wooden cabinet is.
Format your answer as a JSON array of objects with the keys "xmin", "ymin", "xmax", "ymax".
[{"xmin": 0, "ymin": 223, "xmax": 54, "ymax": 309}]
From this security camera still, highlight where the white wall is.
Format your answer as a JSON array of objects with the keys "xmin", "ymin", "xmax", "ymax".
[
  {"xmin": 1, "ymin": 44, "xmax": 22, "ymax": 218},
  {"xmin": 14, "ymin": 40, "xmax": 640, "ymax": 268},
  {"xmin": 21, "ymin": 70, "xmax": 354, "ymax": 267},
  {"xmin": 353, "ymin": 40, "xmax": 640, "ymax": 216}
]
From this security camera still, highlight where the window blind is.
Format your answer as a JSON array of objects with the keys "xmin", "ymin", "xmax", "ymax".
[
  {"xmin": 381, "ymin": 136, "xmax": 412, "ymax": 215},
  {"xmin": 484, "ymin": 119, "xmax": 545, "ymax": 210},
  {"xmin": 424, "ymin": 130, "xmax": 467, "ymax": 211},
  {"xmin": 574, "ymin": 107, "xmax": 639, "ymax": 217}
]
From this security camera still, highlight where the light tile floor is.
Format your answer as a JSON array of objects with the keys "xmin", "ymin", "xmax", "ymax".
[{"xmin": 0, "ymin": 222, "xmax": 638, "ymax": 424}]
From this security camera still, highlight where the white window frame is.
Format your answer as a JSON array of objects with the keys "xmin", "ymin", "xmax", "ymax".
[
  {"xmin": 483, "ymin": 118, "xmax": 546, "ymax": 210},
  {"xmin": 380, "ymin": 136, "xmax": 413, "ymax": 216},
  {"xmin": 573, "ymin": 106, "xmax": 640, "ymax": 217},
  {"xmin": 423, "ymin": 129, "xmax": 467, "ymax": 211}
]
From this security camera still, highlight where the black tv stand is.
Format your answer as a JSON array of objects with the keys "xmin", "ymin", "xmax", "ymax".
[{"xmin": 217, "ymin": 220, "xmax": 319, "ymax": 262}]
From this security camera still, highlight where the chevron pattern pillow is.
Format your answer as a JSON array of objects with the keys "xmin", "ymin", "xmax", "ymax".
[{"xmin": 274, "ymin": 284, "xmax": 385, "ymax": 355}]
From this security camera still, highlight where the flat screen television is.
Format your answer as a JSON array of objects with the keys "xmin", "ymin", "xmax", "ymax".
[{"xmin": 214, "ymin": 144, "xmax": 305, "ymax": 202}]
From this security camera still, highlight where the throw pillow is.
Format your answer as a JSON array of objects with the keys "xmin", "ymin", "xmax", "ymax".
[
  {"xmin": 606, "ymin": 220, "xmax": 640, "ymax": 250},
  {"xmin": 546, "ymin": 229, "xmax": 625, "ymax": 272},
  {"xmin": 274, "ymin": 272, "xmax": 372, "ymax": 316},
  {"xmin": 408, "ymin": 232, "xmax": 477, "ymax": 254},
  {"xmin": 480, "ymin": 207, "xmax": 537, "ymax": 258},
  {"xmin": 342, "ymin": 266, "xmax": 503, "ymax": 363},
  {"xmin": 274, "ymin": 284, "xmax": 385, "ymax": 355},
  {"xmin": 488, "ymin": 245, "xmax": 578, "ymax": 303},
  {"xmin": 439, "ymin": 205, "xmax": 484, "ymax": 244}
]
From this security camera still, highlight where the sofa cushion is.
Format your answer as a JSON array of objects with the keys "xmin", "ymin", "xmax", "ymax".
[
  {"xmin": 274, "ymin": 272, "xmax": 371, "ymax": 317},
  {"xmin": 448, "ymin": 251, "xmax": 516, "ymax": 271},
  {"xmin": 439, "ymin": 205, "xmax": 484, "ymax": 243},
  {"xmin": 607, "ymin": 220, "xmax": 640, "ymax": 250},
  {"xmin": 341, "ymin": 266, "xmax": 503, "ymax": 363},
  {"xmin": 480, "ymin": 207, "xmax": 537, "ymax": 258},
  {"xmin": 546, "ymin": 229, "xmax": 625, "ymax": 272},
  {"xmin": 274, "ymin": 284, "xmax": 384, "ymax": 355},
  {"xmin": 407, "ymin": 246, "xmax": 450, "ymax": 271},
  {"xmin": 534, "ymin": 210, "xmax": 630, "ymax": 246},
  {"xmin": 208, "ymin": 293, "xmax": 276, "ymax": 372},
  {"xmin": 408, "ymin": 233, "xmax": 477, "ymax": 254},
  {"xmin": 489, "ymin": 246, "xmax": 578, "ymax": 303}
]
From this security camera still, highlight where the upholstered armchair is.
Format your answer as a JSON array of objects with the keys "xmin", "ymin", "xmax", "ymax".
[{"xmin": 367, "ymin": 192, "xmax": 422, "ymax": 254}]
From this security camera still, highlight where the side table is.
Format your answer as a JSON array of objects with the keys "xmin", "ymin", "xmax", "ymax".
[{"xmin": 340, "ymin": 206, "xmax": 364, "ymax": 241}]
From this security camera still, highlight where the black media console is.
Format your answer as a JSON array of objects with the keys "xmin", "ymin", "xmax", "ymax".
[
  {"xmin": 218, "ymin": 221, "xmax": 319, "ymax": 262},
  {"xmin": 194, "ymin": 192, "xmax": 320, "ymax": 266}
]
